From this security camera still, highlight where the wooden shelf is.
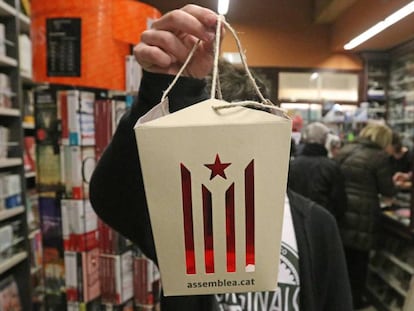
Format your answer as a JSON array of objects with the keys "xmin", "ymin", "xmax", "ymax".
[
  {"xmin": 381, "ymin": 251, "xmax": 414, "ymax": 275},
  {"xmin": 0, "ymin": 251, "xmax": 27, "ymax": 274},
  {"xmin": 0, "ymin": 107, "xmax": 20, "ymax": 116},
  {"xmin": 0, "ymin": 206, "xmax": 24, "ymax": 221},
  {"xmin": 369, "ymin": 265, "xmax": 407, "ymax": 297},
  {"xmin": 0, "ymin": 1, "xmax": 16, "ymax": 16},
  {"xmin": 0, "ymin": 54, "xmax": 17, "ymax": 67},
  {"xmin": 25, "ymin": 171, "xmax": 35, "ymax": 179},
  {"xmin": 18, "ymin": 13, "xmax": 30, "ymax": 33},
  {"xmin": 0, "ymin": 157, "xmax": 22, "ymax": 168}
]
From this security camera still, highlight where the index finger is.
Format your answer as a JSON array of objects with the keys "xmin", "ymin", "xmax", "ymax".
[{"xmin": 152, "ymin": 4, "xmax": 217, "ymax": 42}]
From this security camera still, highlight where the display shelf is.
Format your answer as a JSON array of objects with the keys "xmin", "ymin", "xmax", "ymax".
[
  {"xmin": 367, "ymin": 221, "xmax": 414, "ymax": 311},
  {"xmin": 0, "ymin": 0, "xmax": 16, "ymax": 16},
  {"xmin": 0, "ymin": 251, "xmax": 28, "ymax": 274},
  {"xmin": 0, "ymin": 106, "xmax": 20, "ymax": 116},
  {"xmin": 382, "ymin": 250, "xmax": 414, "ymax": 275},
  {"xmin": 0, "ymin": 1, "xmax": 34, "ymax": 310},
  {"xmin": 0, "ymin": 54, "xmax": 17, "ymax": 67},
  {"xmin": 0, "ymin": 157, "xmax": 22, "ymax": 167},
  {"xmin": 369, "ymin": 264, "xmax": 408, "ymax": 297},
  {"xmin": 0, "ymin": 205, "xmax": 24, "ymax": 221}
]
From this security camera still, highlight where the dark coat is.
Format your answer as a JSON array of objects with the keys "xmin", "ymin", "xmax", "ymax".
[
  {"xmin": 335, "ymin": 138, "xmax": 396, "ymax": 251},
  {"xmin": 288, "ymin": 143, "xmax": 347, "ymax": 221},
  {"xmin": 89, "ymin": 71, "xmax": 352, "ymax": 311}
]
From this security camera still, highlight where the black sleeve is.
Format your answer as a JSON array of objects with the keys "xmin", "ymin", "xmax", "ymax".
[
  {"xmin": 311, "ymin": 206, "xmax": 353, "ymax": 311},
  {"xmin": 328, "ymin": 163, "xmax": 348, "ymax": 221},
  {"xmin": 89, "ymin": 70, "xmax": 207, "ymax": 262}
]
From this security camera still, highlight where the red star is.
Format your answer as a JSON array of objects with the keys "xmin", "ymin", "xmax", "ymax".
[{"xmin": 204, "ymin": 154, "xmax": 231, "ymax": 180}]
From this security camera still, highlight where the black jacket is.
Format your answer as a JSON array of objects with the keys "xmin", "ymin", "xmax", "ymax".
[
  {"xmin": 288, "ymin": 143, "xmax": 347, "ymax": 221},
  {"xmin": 336, "ymin": 138, "xmax": 396, "ymax": 251},
  {"xmin": 89, "ymin": 71, "xmax": 352, "ymax": 310}
]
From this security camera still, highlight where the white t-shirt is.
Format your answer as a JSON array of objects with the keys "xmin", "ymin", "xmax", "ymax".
[{"xmin": 215, "ymin": 194, "xmax": 300, "ymax": 311}]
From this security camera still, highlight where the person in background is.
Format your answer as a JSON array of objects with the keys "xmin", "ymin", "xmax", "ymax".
[
  {"xmin": 335, "ymin": 122, "xmax": 396, "ymax": 310},
  {"xmin": 387, "ymin": 131, "xmax": 413, "ymax": 175},
  {"xmin": 288, "ymin": 122, "xmax": 347, "ymax": 222},
  {"xmin": 326, "ymin": 132, "xmax": 342, "ymax": 159},
  {"xmin": 89, "ymin": 4, "xmax": 352, "ymax": 310}
]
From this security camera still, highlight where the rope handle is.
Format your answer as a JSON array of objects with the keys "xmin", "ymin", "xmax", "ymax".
[{"xmin": 161, "ymin": 15, "xmax": 289, "ymax": 118}]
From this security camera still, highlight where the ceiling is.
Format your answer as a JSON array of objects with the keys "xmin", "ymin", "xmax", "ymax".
[{"xmin": 139, "ymin": 0, "xmax": 414, "ymax": 52}]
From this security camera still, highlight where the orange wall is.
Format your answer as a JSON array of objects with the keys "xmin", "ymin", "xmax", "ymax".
[{"xmin": 222, "ymin": 21, "xmax": 362, "ymax": 71}]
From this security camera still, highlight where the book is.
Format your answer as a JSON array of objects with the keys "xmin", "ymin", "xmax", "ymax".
[
  {"xmin": 98, "ymin": 220, "xmax": 131, "ymax": 255},
  {"xmin": 100, "ymin": 251, "xmax": 134, "ymax": 305},
  {"xmin": 0, "ymin": 224, "xmax": 13, "ymax": 260},
  {"xmin": 0, "ymin": 23, "xmax": 5, "ymax": 57},
  {"xmin": 57, "ymin": 90, "xmax": 69, "ymax": 145},
  {"xmin": 0, "ymin": 125, "xmax": 10, "ymax": 159},
  {"xmin": 3, "ymin": 174, "xmax": 22, "ymax": 209},
  {"xmin": 26, "ymin": 189, "xmax": 40, "ymax": 232},
  {"xmin": 22, "ymin": 88, "xmax": 34, "ymax": 125},
  {"xmin": 94, "ymin": 98, "xmax": 113, "ymax": 161},
  {"xmin": 61, "ymin": 145, "xmax": 96, "ymax": 199},
  {"xmin": 19, "ymin": 34, "xmax": 32, "ymax": 77},
  {"xmin": 133, "ymin": 252, "xmax": 161, "ymax": 309},
  {"xmin": 36, "ymin": 144, "xmax": 62, "ymax": 190},
  {"xmin": 0, "ymin": 276, "xmax": 22, "ymax": 311},
  {"xmin": 61, "ymin": 199, "xmax": 99, "ymax": 252},
  {"xmin": 23, "ymin": 136, "xmax": 36, "ymax": 172},
  {"xmin": 39, "ymin": 193, "xmax": 65, "ymax": 295},
  {"xmin": 125, "ymin": 54, "xmax": 142, "ymax": 93},
  {"xmin": 65, "ymin": 90, "xmax": 96, "ymax": 146},
  {"xmin": 35, "ymin": 90, "xmax": 59, "ymax": 146},
  {"xmin": 29, "ymin": 228, "xmax": 43, "ymax": 270},
  {"xmin": 20, "ymin": 0, "xmax": 31, "ymax": 16},
  {"xmin": 111, "ymin": 99, "xmax": 128, "ymax": 133},
  {"xmin": 64, "ymin": 248, "xmax": 100, "ymax": 303}
]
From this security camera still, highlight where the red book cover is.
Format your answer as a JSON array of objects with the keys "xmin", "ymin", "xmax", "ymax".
[
  {"xmin": 81, "ymin": 248, "xmax": 100, "ymax": 302},
  {"xmin": 23, "ymin": 136, "xmax": 36, "ymax": 172},
  {"xmin": 133, "ymin": 256, "xmax": 148, "ymax": 307},
  {"xmin": 99, "ymin": 255, "xmax": 106, "ymax": 302},
  {"xmin": 94, "ymin": 99, "xmax": 113, "ymax": 161},
  {"xmin": 98, "ymin": 219, "xmax": 108, "ymax": 254},
  {"xmin": 57, "ymin": 90, "xmax": 69, "ymax": 145},
  {"xmin": 64, "ymin": 251, "xmax": 78, "ymax": 301}
]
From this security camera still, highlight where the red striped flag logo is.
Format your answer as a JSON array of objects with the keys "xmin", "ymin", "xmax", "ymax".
[{"xmin": 180, "ymin": 154, "xmax": 255, "ymax": 275}]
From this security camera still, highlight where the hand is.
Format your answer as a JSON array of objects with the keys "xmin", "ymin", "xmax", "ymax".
[
  {"xmin": 134, "ymin": 5, "xmax": 219, "ymax": 79},
  {"xmin": 393, "ymin": 171, "xmax": 412, "ymax": 189}
]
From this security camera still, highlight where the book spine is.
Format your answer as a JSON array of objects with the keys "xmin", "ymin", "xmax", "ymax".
[
  {"xmin": 93, "ymin": 99, "xmax": 112, "ymax": 161},
  {"xmin": 64, "ymin": 251, "xmax": 78, "ymax": 301},
  {"xmin": 57, "ymin": 90, "xmax": 69, "ymax": 145},
  {"xmin": 61, "ymin": 199, "xmax": 71, "ymax": 250},
  {"xmin": 82, "ymin": 248, "xmax": 100, "ymax": 302},
  {"xmin": 79, "ymin": 92, "xmax": 96, "ymax": 146},
  {"xmin": 70, "ymin": 146, "xmax": 83, "ymax": 199},
  {"xmin": 67, "ymin": 90, "xmax": 80, "ymax": 146}
]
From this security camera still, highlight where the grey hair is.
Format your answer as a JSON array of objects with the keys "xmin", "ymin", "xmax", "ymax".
[{"xmin": 302, "ymin": 122, "xmax": 330, "ymax": 145}]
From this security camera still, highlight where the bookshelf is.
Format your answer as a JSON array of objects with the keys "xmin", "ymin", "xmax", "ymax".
[
  {"xmin": 0, "ymin": 0, "xmax": 33, "ymax": 310},
  {"xmin": 360, "ymin": 41, "xmax": 414, "ymax": 311}
]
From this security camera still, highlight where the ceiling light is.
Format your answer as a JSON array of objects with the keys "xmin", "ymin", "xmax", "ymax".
[
  {"xmin": 344, "ymin": 1, "xmax": 414, "ymax": 50},
  {"xmin": 218, "ymin": 0, "xmax": 229, "ymax": 15}
]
